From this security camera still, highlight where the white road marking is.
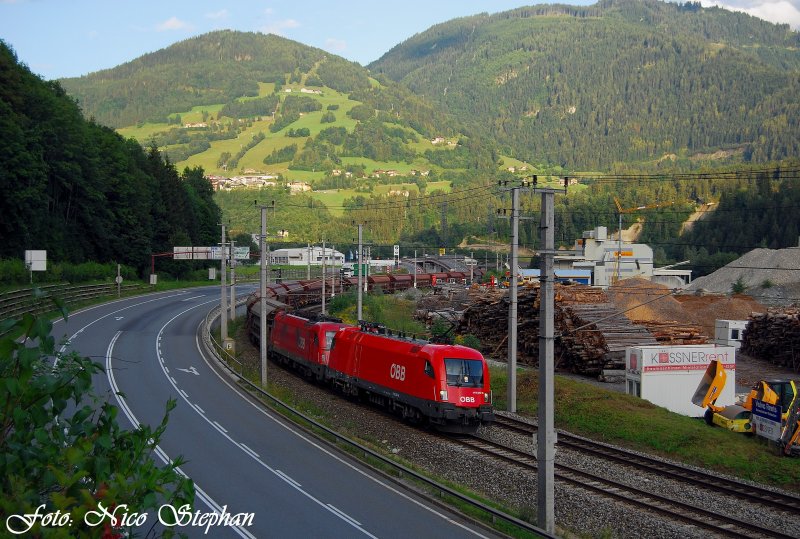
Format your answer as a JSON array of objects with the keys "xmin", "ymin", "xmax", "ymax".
[
  {"xmin": 275, "ymin": 470, "xmax": 301, "ymax": 488},
  {"xmin": 153, "ymin": 303, "xmax": 379, "ymax": 538},
  {"xmin": 240, "ymin": 443, "xmax": 260, "ymax": 459},
  {"xmin": 105, "ymin": 331, "xmax": 255, "ymax": 539},
  {"xmin": 83, "ymin": 291, "xmax": 486, "ymax": 538},
  {"xmin": 327, "ymin": 504, "xmax": 363, "ymax": 527},
  {"xmin": 194, "ymin": 316, "xmax": 491, "ymax": 538},
  {"xmin": 55, "ymin": 291, "xmax": 192, "ymax": 361},
  {"xmin": 176, "ymin": 366, "xmax": 199, "ymax": 376},
  {"xmin": 213, "ymin": 420, "xmax": 228, "ymax": 433}
]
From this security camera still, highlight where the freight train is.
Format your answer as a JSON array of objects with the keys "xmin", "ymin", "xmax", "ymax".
[
  {"xmin": 246, "ymin": 274, "xmax": 494, "ymax": 432},
  {"xmin": 259, "ymin": 269, "xmax": 480, "ymax": 309}
]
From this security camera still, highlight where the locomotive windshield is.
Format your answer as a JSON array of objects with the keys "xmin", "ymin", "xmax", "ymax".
[
  {"xmin": 444, "ymin": 359, "xmax": 484, "ymax": 387},
  {"xmin": 324, "ymin": 331, "xmax": 337, "ymax": 350}
]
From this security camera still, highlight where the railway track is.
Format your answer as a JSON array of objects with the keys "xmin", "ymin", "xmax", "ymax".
[
  {"xmin": 491, "ymin": 414, "xmax": 800, "ymax": 514},
  {"xmin": 452, "ymin": 434, "xmax": 796, "ymax": 539}
]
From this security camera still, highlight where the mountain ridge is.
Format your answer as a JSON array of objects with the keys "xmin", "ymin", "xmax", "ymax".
[{"xmin": 369, "ymin": 0, "xmax": 800, "ymax": 169}]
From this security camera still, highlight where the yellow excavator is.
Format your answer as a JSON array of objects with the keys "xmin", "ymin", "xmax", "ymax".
[{"xmin": 692, "ymin": 359, "xmax": 800, "ymax": 455}]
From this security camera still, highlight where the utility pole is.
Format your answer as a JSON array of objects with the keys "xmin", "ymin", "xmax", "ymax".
[
  {"xmin": 497, "ymin": 184, "xmax": 534, "ymax": 413},
  {"xmin": 256, "ymin": 200, "xmax": 274, "ymax": 388},
  {"xmin": 219, "ymin": 223, "xmax": 228, "ymax": 343},
  {"xmin": 330, "ymin": 244, "xmax": 336, "ymax": 299},
  {"xmin": 537, "ymin": 187, "xmax": 557, "ymax": 534},
  {"xmin": 307, "ymin": 242, "xmax": 311, "ymax": 280},
  {"xmin": 229, "ymin": 240, "xmax": 236, "ymax": 321},
  {"xmin": 413, "ymin": 249, "xmax": 417, "ymax": 288},
  {"xmin": 533, "ymin": 179, "xmax": 566, "ymax": 535},
  {"xmin": 470, "ymin": 250, "xmax": 474, "ymax": 283},
  {"xmin": 508, "ymin": 187, "xmax": 520, "ymax": 413},
  {"xmin": 321, "ymin": 238, "xmax": 326, "ymax": 315},
  {"xmin": 440, "ymin": 200, "xmax": 448, "ymax": 252},
  {"xmin": 357, "ymin": 224, "xmax": 363, "ymax": 321}
]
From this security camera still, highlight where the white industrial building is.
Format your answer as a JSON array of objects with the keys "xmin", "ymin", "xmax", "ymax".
[
  {"xmin": 714, "ymin": 320, "xmax": 748, "ymax": 350},
  {"xmin": 625, "ymin": 345, "xmax": 736, "ymax": 417},
  {"xmin": 269, "ymin": 247, "xmax": 344, "ymax": 266},
  {"xmin": 554, "ymin": 226, "xmax": 693, "ymax": 288}
]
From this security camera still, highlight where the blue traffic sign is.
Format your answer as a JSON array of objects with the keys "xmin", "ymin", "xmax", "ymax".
[{"xmin": 752, "ymin": 399, "xmax": 781, "ymax": 422}]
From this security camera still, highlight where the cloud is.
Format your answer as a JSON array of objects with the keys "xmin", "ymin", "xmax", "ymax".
[
  {"xmin": 205, "ymin": 9, "xmax": 228, "ymax": 20},
  {"xmin": 156, "ymin": 17, "xmax": 192, "ymax": 31},
  {"xmin": 261, "ymin": 19, "xmax": 300, "ymax": 36},
  {"xmin": 325, "ymin": 38, "xmax": 347, "ymax": 53},
  {"xmin": 698, "ymin": 0, "xmax": 800, "ymax": 29}
]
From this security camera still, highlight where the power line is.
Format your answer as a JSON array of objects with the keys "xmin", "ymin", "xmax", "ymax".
[{"xmin": 281, "ymin": 182, "xmax": 501, "ymax": 211}]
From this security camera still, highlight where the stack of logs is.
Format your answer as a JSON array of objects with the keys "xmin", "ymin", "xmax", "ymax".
[
  {"xmin": 630, "ymin": 320, "xmax": 708, "ymax": 345},
  {"xmin": 457, "ymin": 288, "xmax": 540, "ymax": 362},
  {"xmin": 742, "ymin": 309, "xmax": 800, "ymax": 373},
  {"xmin": 458, "ymin": 282, "xmax": 675, "ymax": 375}
]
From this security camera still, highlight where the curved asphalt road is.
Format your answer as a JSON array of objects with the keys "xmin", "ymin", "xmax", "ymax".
[{"xmin": 55, "ymin": 287, "xmax": 500, "ymax": 538}]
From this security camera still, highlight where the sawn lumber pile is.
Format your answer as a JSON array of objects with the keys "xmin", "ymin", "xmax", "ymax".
[
  {"xmin": 458, "ymin": 283, "xmax": 659, "ymax": 374},
  {"xmin": 741, "ymin": 309, "xmax": 800, "ymax": 373}
]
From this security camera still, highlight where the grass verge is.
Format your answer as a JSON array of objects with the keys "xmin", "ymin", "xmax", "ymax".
[{"xmin": 490, "ymin": 366, "xmax": 800, "ymax": 491}]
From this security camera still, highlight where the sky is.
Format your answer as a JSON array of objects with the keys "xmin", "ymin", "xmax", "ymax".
[{"xmin": 1, "ymin": 0, "xmax": 798, "ymax": 81}]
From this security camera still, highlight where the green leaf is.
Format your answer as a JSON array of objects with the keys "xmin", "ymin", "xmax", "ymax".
[{"xmin": 0, "ymin": 318, "xmax": 18, "ymax": 336}]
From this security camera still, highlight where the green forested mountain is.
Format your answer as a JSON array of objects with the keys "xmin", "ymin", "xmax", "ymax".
[
  {"xmin": 59, "ymin": 31, "xmax": 469, "ymax": 181},
  {"xmin": 0, "ymin": 41, "xmax": 220, "ymax": 274},
  {"xmin": 60, "ymin": 31, "xmax": 370, "ymax": 129},
  {"xmin": 369, "ymin": 0, "xmax": 800, "ymax": 169}
]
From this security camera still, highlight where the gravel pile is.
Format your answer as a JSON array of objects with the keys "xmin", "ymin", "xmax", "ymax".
[
  {"xmin": 234, "ymin": 335, "xmax": 800, "ymax": 538},
  {"xmin": 686, "ymin": 248, "xmax": 800, "ymax": 305}
]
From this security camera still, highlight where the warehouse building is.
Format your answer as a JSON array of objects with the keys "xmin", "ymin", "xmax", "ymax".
[{"xmin": 269, "ymin": 247, "xmax": 344, "ymax": 266}]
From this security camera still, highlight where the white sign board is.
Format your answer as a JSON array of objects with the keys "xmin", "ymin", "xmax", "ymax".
[
  {"xmin": 173, "ymin": 247, "xmax": 193, "ymax": 260},
  {"xmin": 751, "ymin": 399, "xmax": 782, "ymax": 441},
  {"xmin": 24, "ymin": 250, "xmax": 47, "ymax": 271},
  {"xmin": 192, "ymin": 247, "xmax": 211, "ymax": 260},
  {"xmin": 625, "ymin": 345, "xmax": 736, "ymax": 417},
  {"xmin": 174, "ymin": 246, "xmax": 249, "ymax": 260}
]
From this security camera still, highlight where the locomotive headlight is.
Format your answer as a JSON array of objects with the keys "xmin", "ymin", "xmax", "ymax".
[
  {"xmin": 439, "ymin": 390, "xmax": 448, "ymax": 401},
  {"xmin": 484, "ymin": 391, "xmax": 491, "ymax": 403}
]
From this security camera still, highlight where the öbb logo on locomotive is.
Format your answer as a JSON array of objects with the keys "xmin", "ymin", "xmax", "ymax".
[{"xmin": 390, "ymin": 363, "xmax": 406, "ymax": 382}]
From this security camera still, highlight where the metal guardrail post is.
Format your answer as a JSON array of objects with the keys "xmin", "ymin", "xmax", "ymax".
[{"xmin": 0, "ymin": 283, "xmax": 144, "ymax": 331}]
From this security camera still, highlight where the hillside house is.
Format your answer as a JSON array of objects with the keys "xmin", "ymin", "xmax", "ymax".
[{"xmin": 286, "ymin": 181, "xmax": 312, "ymax": 194}]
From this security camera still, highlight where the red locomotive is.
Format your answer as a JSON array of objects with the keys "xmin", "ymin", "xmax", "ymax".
[
  {"xmin": 269, "ymin": 311, "xmax": 347, "ymax": 380},
  {"xmin": 327, "ymin": 325, "xmax": 493, "ymax": 432},
  {"xmin": 247, "ymin": 291, "xmax": 494, "ymax": 433}
]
